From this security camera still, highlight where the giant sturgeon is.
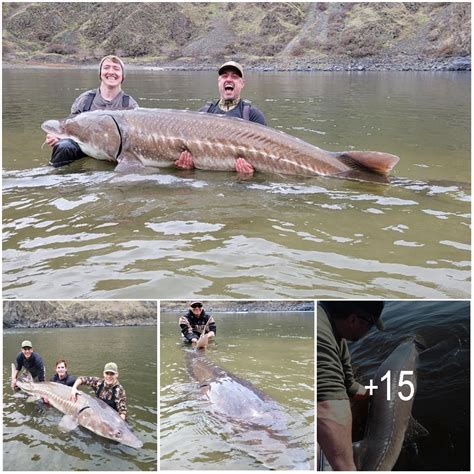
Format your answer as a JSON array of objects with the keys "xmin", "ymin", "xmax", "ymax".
[
  {"xmin": 42, "ymin": 108, "xmax": 399, "ymax": 179},
  {"xmin": 353, "ymin": 338, "xmax": 425, "ymax": 470},
  {"xmin": 186, "ymin": 350, "xmax": 311, "ymax": 469},
  {"xmin": 13, "ymin": 365, "xmax": 143, "ymax": 449}
]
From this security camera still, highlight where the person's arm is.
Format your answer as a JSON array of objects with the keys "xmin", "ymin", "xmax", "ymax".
[
  {"xmin": 249, "ymin": 107, "xmax": 267, "ymax": 126},
  {"xmin": 69, "ymin": 376, "xmax": 86, "ymax": 400},
  {"xmin": 11, "ymin": 355, "xmax": 22, "ymax": 389},
  {"xmin": 179, "ymin": 315, "xmax": 198, "ymax": 342},
  {"xmin": 35, "ymin": 355, "xmax": 46, "ymax": 382},
  {"xmin": 70, "ymin": 91, "xmax": 89, "ymax": 116},
  {"xmin": 128, "ymin": 96, "xmax": 139, "ymax": 110},
  {"xmin": 11, "ymin": 369, "xmax": 19, "ymax": 390},
  {"xmin": 116, "ymin": 386, "xmax": 128, "ymax": 421},
  {"xmin": 317, "ymin": 399, "xmax": 356, "ymax": 470},
  {"xmin": 340, "ymin": 341, "xmax": 366, "ymax": 397}
]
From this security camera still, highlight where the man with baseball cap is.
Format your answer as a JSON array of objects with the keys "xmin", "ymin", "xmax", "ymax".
[
  {"xmin": 11, "ymin": 340, "xmax": 46, "ymax": 390},
  {"xmin": 45, "ymin": 55, "xmax": 139, "ymax": 168},
  {"xmin": 175, "ymin": 60, "xmax": 266, "ymax": 176},
  {"xmin": 179, "ymin": 301, "xmax": 216, "ymax": 347},
  {"xmin": 69, "ymin": 361, "xmax": 128, "ymax": 420},
  {"xmin": 317, "ymin": 301, "xmax": 385, "ymax": 470}
]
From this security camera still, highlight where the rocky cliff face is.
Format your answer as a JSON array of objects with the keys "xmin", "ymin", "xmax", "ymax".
[
  {"xmin": 160, "ymin": 300, "xmax": 314, "ymax": 313},
  {"xmin": 3, "ymin": 301, "xmax": 157, "ymax": 328},
  {"xmin": 2, "ymin": 2, "xmax": 470, "ymax": 70}
]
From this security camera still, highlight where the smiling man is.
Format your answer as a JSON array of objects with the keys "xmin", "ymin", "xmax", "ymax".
[
  {"xmin": 179, "ymin": 301, "xmax": 216, "ymax": 348},
  {"xmin": 69, "ymin": 362, "xmax": 128, "ymax": 420},
  {"xmin": 45, "ymin": 55, "xmax": 139, "ymax": 167},
  {"xmin": 11, "ymin": 340, "xmax": 46, "ymax": 389},
  {"xmin": 175, "ymin": 61, "xmax": 267, "ymax": 175}
]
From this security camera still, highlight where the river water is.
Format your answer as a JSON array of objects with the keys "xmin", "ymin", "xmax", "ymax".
[
  {"xmin": 3, "ymin": 326, "xmax": 157, "ymax": 471},
  {"xmin": 160, "ymin": 310, "xmax": 315, "ymax": 470},
  {"xmin": 347, "ymin": 300, "xmax": 470, "ymax": 471},
  {"xmin": 2, "ymin": 68, "xmax": 471, "ymax": 299}
]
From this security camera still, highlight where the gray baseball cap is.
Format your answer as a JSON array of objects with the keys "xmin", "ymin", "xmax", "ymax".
[{"xmin": 218, "ymin": 61, "xmax": 244, "ymax": 78}]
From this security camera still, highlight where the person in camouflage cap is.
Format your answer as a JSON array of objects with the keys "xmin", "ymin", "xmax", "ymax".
[{"xmin": 69, "ymin": 362, "xmax": 128, "ymax": 420}]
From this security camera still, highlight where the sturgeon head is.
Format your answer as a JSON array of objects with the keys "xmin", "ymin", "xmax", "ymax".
[
  {"xmin": 42, "ymin": 111, "xmax": 121, "ymax": 162},
  {"xmin": 76, "ymin": 395, "xmax": 143, "ymax": 449}
]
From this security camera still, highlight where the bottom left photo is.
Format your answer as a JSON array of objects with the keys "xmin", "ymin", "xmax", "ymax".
[{"xmin": 3, "ymin": 300, "xmax": 158, "ymax": 471}]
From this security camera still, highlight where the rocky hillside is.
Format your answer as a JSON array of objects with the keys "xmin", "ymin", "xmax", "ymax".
[
  {"xmin": 160, "ymin": 300, "xmax": 314, "ymax": 313},
  {"xmin": 2, "ymin": 2, "xmax": 470, "ymax": 71},
  {"xmin": 3, "ymin": 301, "xmax": 157, "ymax": 328}
]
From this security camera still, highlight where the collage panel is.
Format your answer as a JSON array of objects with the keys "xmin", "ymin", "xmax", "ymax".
[
  {"xmin": 316, "ymin": 300, "xmax": 470, "ymax": 471},
  {"xmin": 3, "ymin": 300, "xmax": 158, "ymax": 471},
  {"xmin": 2, "ymin": 3, "xmax": 470, "ymax": 302},
  {"xmin": 160, "ymin": 300, "xmax": 315, "ymax": 470}
]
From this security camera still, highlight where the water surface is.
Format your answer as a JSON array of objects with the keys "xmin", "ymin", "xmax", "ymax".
[
  {"xmin": 3, "ymin": 69, "xmax": 470, "ymax": 298},
  {"xmin": 3, "ymin": 326, "xmax": 157, "ymax": 471},
  {"xmin": 160, "ymin": 311, "xmax": 314, "ymax": 470}
]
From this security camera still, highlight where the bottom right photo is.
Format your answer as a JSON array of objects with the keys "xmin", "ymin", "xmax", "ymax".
[{"xmin": 317, "ymin": 300, "xmax": 470, "ymax": 471}]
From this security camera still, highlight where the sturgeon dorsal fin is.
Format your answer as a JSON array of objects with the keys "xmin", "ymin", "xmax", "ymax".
[{"xmin": 335, "ymin": 150, "xmax": 400, "ymax": 175}]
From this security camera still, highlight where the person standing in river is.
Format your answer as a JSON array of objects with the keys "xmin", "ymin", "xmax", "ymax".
[
  {"xmin": 45, "ymin": 55, "xmax": 139, "ymax": 167},
  {"xmin": 175, "ymin": 61, "xmax": 266, "ymax": 176},
  {"xmin": 11, "ymin": 340, "xmax": 46, "ymax": 389},
  {"xmin": 317, "ymin": 301, "xmax": 384, "ymax": 471},
  {"xmin": 179, "ymin": 301, "xmax": 216, "ymax": 348}
]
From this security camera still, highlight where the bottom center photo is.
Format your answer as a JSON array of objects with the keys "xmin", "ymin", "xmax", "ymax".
[{"xmin": 160, "ymin": 300, "xmax": 315, "ymax": 470}]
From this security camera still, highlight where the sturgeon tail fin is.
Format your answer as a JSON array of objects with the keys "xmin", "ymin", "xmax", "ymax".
[{"xmin": 333, "ymin": 151, "xmax": 400, "ymax": 176}]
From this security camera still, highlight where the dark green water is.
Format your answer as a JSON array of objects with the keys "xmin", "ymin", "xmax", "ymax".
[
  {"xmin": 3, "ymin": 68, "xmax": 471, "ymax": 299},
  {"xmin": 3, "ymin": 326, "xmax": 157, "ymax": 471},
  {"xmin": 160, "ymin": 311, "xmax": 315, "ymax": 470}
]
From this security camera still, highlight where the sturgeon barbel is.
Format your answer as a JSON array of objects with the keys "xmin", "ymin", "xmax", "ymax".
[
  {"xmin": 13, "ymin": 365, "xmax": 142, "ymax": 448},
  {"xmin": 42, "ymin": 108, "xmax": 399, "ymax": 179},
  {"xmin": 354, "ymin": 338, "xmax": 424, "ymax": 470}
]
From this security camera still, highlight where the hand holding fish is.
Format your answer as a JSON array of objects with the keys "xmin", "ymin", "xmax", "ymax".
[
  {"xmin": 235, "ymin": 157, "xmax": 254, "ymax": 175},
  {"xmin": 46, "ymin": 133, "xmax": 60, "ymax": 147},
  {"xmin": 69, "ymin": 386, "xmax": 79, "ymax": 401},
  {"xmin": 175, "ymin": 150, "xmax": 194, "ymax": 169}
]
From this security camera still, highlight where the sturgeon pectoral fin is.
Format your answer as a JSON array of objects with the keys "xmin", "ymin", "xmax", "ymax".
[
  {"xmin": 58, "ymin": 414, "xmax": 79, "ymax": 432},
  {"xmin": 114, "ymin": 153, "xmax": 145, "ymax": 173},
  {"xmin": 352, "ymin": 439, "xmax": 368, "ymax": 471},
  {"xmin": 336, "ymin": 151, "xmax": 400, "ymax": 175},
  {"xmin": 26, "ymin": 395, "xmax": 41, "ymax": 403}
]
